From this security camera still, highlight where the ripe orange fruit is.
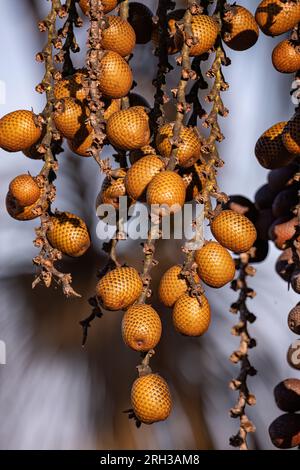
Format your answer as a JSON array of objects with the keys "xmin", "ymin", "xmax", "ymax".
[
  {"xmin": 272, "ymin": 39, "xmax": 300, "ymax": 73},
  {"xmin": 211, "ymin": 210, "xmax": 257, "ymax": 253},
  {"xmin": 131, "ymin": 373, "xmax": 172, "ymax": 424},
  {"xmin": 0, "ymin": 110, "xmax": 42, "ymax": 152},
  {"xmin": 103, "ymin": 98, "xmax": 121, "ymax": 121},
  {"xmin": 255, "ymin": 0, "xmax": 300, "ymax": 36},
  {"xmin": 222, "ymin": 5, "xmax": 259, "ymax": 51},
  {"xmin": 255, "ymin": 122, "xmax": 295, "ymax": 169},
  {"xmin": 9, "ymin": 174, "xmax": 40, "ymax": 207},
  {"xmin": 6, "ymin": 192, "xmax": 47, "ymax": 221},
  {"xmin": 189, "ymin": 15, "xmax": 219, "ymax": 56},
  {"xmin": 146, "ymin": 171, "xmax": 186, "ymax": 215},
  {"xmin": 100, "ymin": 16, "xmax": 136, "ymax": 57},
  {"xmin": 128, "ymin": 2, "xmax": 153, "ymax": 44},
  {"xmin": 54, "ymin": 71, "xmax": 87, "ymax": 101},
  {"xmin": 122, "ymin": 304, "xmax": 162, "ymax": 352},
  {"xmin": 156, "ymin": 123, "xmax": 201, "ymax": 168},
  {"xmin": 98, "ymin": 170, "xmax": 127, "ymax": 209},
  {"xmin": 172, "ymin": 293, "xmax": 211, "ymax": 336},
  {"xmin": 98, "ymin": 51, "xmax": 133, "ymax": 99},
  {"xmin": 79, "ymin": 0, "xmax": 117, "ymax": 15},
  {"xmin": 47, "ymin": 211, "xmax": 91, "ymax": 257},
  {"xmin": 68, "ymin": 129, "xmax": 94, "ymax": 157},
  {"xmin": 54, "ymin": 98, "xmax": 89, "ymax": 140},
  {"xmin": 269, "ymin": 216, "xmax": 297, "ymax": 249},
  {"xmin": 195, "ymin": 241, "xmax": 235, "ymax": 288},
  {"xmin": 106, "ymin": 106, "xmax": 150, "ymax": 150},
  {"xmin": 158, "ymin": 265, "xmax": 200, "ymax": 307},
  {"xmin": 282, "ymin": 113, "xmax": 300, "ymax": 155},
  {"xmin": 125, "ymin": 155, "xmax": 164, "ymax": 201},
  {"xmin": 96, "ymin": 266, "xmax": 143, "ymax": 310}
]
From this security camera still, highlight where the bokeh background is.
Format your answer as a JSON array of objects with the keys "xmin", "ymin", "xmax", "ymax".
[{"xmin": 0, "ymin": 0, "xmax": 298, "ymax": 450}]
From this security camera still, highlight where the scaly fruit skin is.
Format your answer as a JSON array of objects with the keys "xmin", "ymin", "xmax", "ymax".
[
  {"xmin": 128, "ymin": 2, "xmax": 153, "ymax": 44},
  {"xmin": 96, "ymin": 266, "xmax": 143, "ymax": 311},
  {"xmin": 156, "ymin": 123, "xmax": 201, "ymax": 168},
  {"xmin": 98, "ymin": 51, "xmax": 133, "ymax": 99},
  {"xmin": 53, "ymin": 98, "xmax": 89, "ymax": 140},
  {"xmin": 146, "ymin": 171, "xmax": 186, "ymax": 215},
  {"xmin": 106, "ymin": 106, "xmax": 150, "ymax": 150},
  {"xmin": 0, "ymin": 110, "xmax": 42, "ymax": 152},
  {"xmin": 272, "ymin": 40, "xmax": 300, "ymax": 73},
  {"xmin": 195, "ymin": 241, "xmax": 235, "ymax": 288},
  {"xmin": 255, "ymin": 122, "xmax": 294, "ymax": 169},
  {"xmin": 103, "ymin": 98, "xmax": 121, "ymax": 121},
  {"xmin": 269, "ymin": 413, "xmax": 300, "ymax": 449},
  {"xmin": 79, "ymin": 0, "xmax": 117, "ymax": 15},
  {"xmin": 282, "ymin": 113, "xmax": 300, "ymax": 155},
  {"xmin": 125, "ymin": 156, "xmax": 164, "ymax": 201},
  {"xmin": 100, "ymin": 16, "xmax": 136, "ymax": 57},
  {"xmin": 173, "ymin": 293, "xmax": 211, "ymax": 336},
  {"xmin": 158, "ymin": 265, "xmax": 200, "ymax": 307},
  {"xmin": 122, "ymin": 304, "xmax": 162, "ymax": 352},
  {"xmin": 98, "ymin": 170, "xmax": 127, "ymax": 209},
  {"xmin": 68, "ymin": 129, "xmax": 94, "ymax": 157},
  {"xmin": 47, "ymin": 211, "xmax": 91, "ymax": 257},
  {"xmin": 54, "ymin": 71, "xmax": 87, "ymax": 101},
  {"xmin": 255, "ymin": 0, "xmax": 300, "ymax": 36},
  {"xmin": 189, "ymin": 15, "xmax": 219, "ymax": 56},
  {"xmin": 211, "ymin": 210, "xmax": 257, "ymax": 253},
  {"xmin": 9, "ymin": 174, "xmax": 40, "ymax": 207},
  {"xmin": 222, "ymin": 5, "xmax": 259, "ymax": 51},
  {"xmin": 6, "ymin": 192, "xmax": 47, "ymax": 221},
  {"xmin": 131, "ymin": 374, "xmax": 172, "ymax": 424}
]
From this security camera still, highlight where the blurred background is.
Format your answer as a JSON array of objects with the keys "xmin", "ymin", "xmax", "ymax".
[{"xmin": 0, "ymin": 0, "xmax": 298, "ymax": 450}]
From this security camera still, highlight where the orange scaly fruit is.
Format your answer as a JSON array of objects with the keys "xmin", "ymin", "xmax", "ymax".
[
  {"xmin": 125, "ymin": 155, "xmax": 164, "ymax": 201},
  {"xmin": 272, "ymin": 40, "xmax": 300, "ymax": 73},
  {"xmin": 222, "ymin": 5, "xmax": 259, "ymax": 51},
  {"xmin": 146, "ymin": 171, "xmax": 186, "ymax": 215},
  {"xmin": 53, "ymin": 98, "xmax": 89, "ymax": 140},
  {"xmin": 9, "ymin": 174, "xmax": 41, "ymax": 207},
  {"xmin": 96, "ymin": 266, "xmax": 143, "ymax": 311},
  {"xmin": 172, "ymin": 293, "xmax": 211, "ymax": 336},
  {"xmin": 158, "ymin": 265, "xmax": 200, "ymax": 307},
  {"xmin": 156, "ymin": 123, "xmax": 201, "ymax": 168},
  {"xmin": 98, "ymin": 51, "xmax": 133, "ymax": 99},
  {"xmin": 100, "ymin": 16, "xmax": 136, "ymax": 57},
  {"xmin": 0, "ymin": 110, "xmax": 42, "ymax": 152},
  {"xmin": 103, "ymin": 98, "xmax": 121, "ymax": 121},
  {"xmin": 211, "ymin": 210, "xmax": 257, "ymax": 253},
  {"xmin": 47, "ymin": 211, "xmax": 91, "ymax": 257},
  {"xmin": 131, "ymin": 374, "xmax": 172, "ymax": 424},
  {"xmin": 68, "ymin": 129, "xmax": 94, "ymax": 157},
  {"xmin": 106, "ymin": 106, "xmax": 150, "ymax": 150},
  {"xmin": 189, "ymin": 15, "xmax": 219, "ymax": 56},
  {"xmin": 79, "ymin": 0, "xmax": 117, "ymax": 15},
  {"xmin": 282, "ymin": 113, "xmax": 300, "ymax": 155},
  {"xmin": 255, "ymin": 0, "xmax": 300, "ymax": 36},
  {"xmin": 255, "ymin": 122, "xmax": 295, "ymax": 169},
  {"xmin": 122, "ymin": 304, "xmax": 162, "ymax": 352},
  {"xmin": 97, "ymin": 170, "xmax": 127, "ymax": 209},
  {"xmin": 6, "ymin": 192, "xmax": 47, "ymax": 221},
  {"xmin": 53, "ymin": 71, "xmax": 87, "ymax": 101},
  {"xmin": 195, "ymin": 241, "xmax": 235, "ymax": 288}
]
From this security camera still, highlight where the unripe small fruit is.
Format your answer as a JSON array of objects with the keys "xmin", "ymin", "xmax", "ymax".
[
  {"xmin": 97, "ymin": 170, "xmax": 127, "ymax": 209},
  {"xmin": 6, "ymin": 192, "xmax": 47, "ymax": 221},
  {"xmin": 128, "ymin": 2, "xmax": 153, "ymax": 44},
  {"xmin": 47, "ymin": 211, "xmax": 91, "ymax": 257},
  {"xmin": 173, "ymin": 293, "xmax": 211, "ymax": 336},
  {"xmin": 98, "ymin": 51, "xmax": 133, "ymax": 99},
  {"xmin": 222, "ymin": 5, "xmax": 259, "ymax": 51},
  {"xmin": 211, "ymin": 210, "xmax": 257, "ymax": 253},
  {"xmin": 156, "ymin": 123, "xmax": 201, "ymax": 168},
  {"xmin": 146, "ymin": 171, "xmax": 186, "ymax": 215},
  {"xmin": 53, "ymin": 71, "xmax": 87, "ymax": 101},
  {"xmin": 189, "ymin": 15, "xmax": 219, "ymax": 56},
  {"xmin": 195, "ymin": 241, "xmax": 235, "ymax": 288},
  {"xmin": 282, "ymin": 113, "xmax": 300, "ymax": 155},
  {"xmin": 269, "ymin": 413, "xmax": 300, "ymax": 449},
  {"xmin": 100, "ymin": 16, "xmax": 136, "ymax": 57},
  {"xmin": 269, "ymin": 216, "xmax": 297, "ymax": 249},
  {"xmin": 0, "ymin": 110, "xmax": 42, "ymax": 152},
  {"xmin": 122, "ymin": 304, "xmax": 162, "ymax": 352},
  {"xmin": 79, "ymin": 0, "xmax": 117, "ymax": 15},
  {"xmin": 158, "ymin": 265, "xmax": 200, "ymax": 307},
  {"xmin": 255, "ymin": 122, "xmax": 294, "ymax": 169},
  {"xmin": 288, "ymin": 303, "xmax": 300, "ymax": 335},
  {"xmin": 131, "ymin": 373, "xmax": 172, "ymax": 424},
  {"xmin": 255, "ymin": 0, "xmax": 300, "ymax": 36},
  {"xmin": 54, "ymin": 98, "xmax": 89, "ymax": 140},
  {"xmin": 9, "ymin": 174, "xmax": 40, "ymax": 207},
  {"xmin": 106, "ymin": 106, "xmax": 150, "ymax": 150},
  {"xmin": 272, "ymin": 40, "xmax": 300, "ymax": 73},
  {"xmin": 125, "ymin": 156, "xmax": 164, "ymax": 201},
  {"xmin": 274, "ymin": 379, "xmax": 300, "ymax": 412},
  {"xmin": 96, "ymin": 266, "xmax": 143, "ymax": 311}
]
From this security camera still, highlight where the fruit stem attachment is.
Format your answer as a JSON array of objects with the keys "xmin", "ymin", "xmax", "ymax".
[{"xmin": 137, "ymin": 349, "xmax": 155, "ymax": 377}]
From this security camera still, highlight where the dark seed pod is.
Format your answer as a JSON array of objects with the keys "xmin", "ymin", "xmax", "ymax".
[
  {"xmin": 275, "ymin": 248, "xmax": 294, "ymax": 282},
  {"xmin": 128, "ymin": 2, "xmax": 153, "ymax": 44},
  {"xmin": 291, "ymin": 269, "xmax": 300, "ymax": 294},
  {"xmin": 287, "ymin": 341, "xmax": 300, "ymax": 371},
  {"xmin": 274, "ymin": 379, "xmax": 300, "ymax": 412},
  {"xmin": 272, "ymin": 188, "xmax": 298, "ymax": 218},
  {"xmin": 255, "ymin": 209, "xmax": 275, "ymax": 240},
  {"xmin": 250, "ymin": 238, "xmax": 269, "ymax": 263},
  {"xmin": 267, "ymin": 164, "xmax": 298, "ymax": 192},
  {"xmin": 269, "ymin": 413, "xmax": 300, "ymax": 449},
  {"xmin": 288, "ymin": 303, "xmax": 300, "ymax": 335},
  {"xmin": 254, "ymin": 184, "xmax": 277, "ymax": 210}
]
